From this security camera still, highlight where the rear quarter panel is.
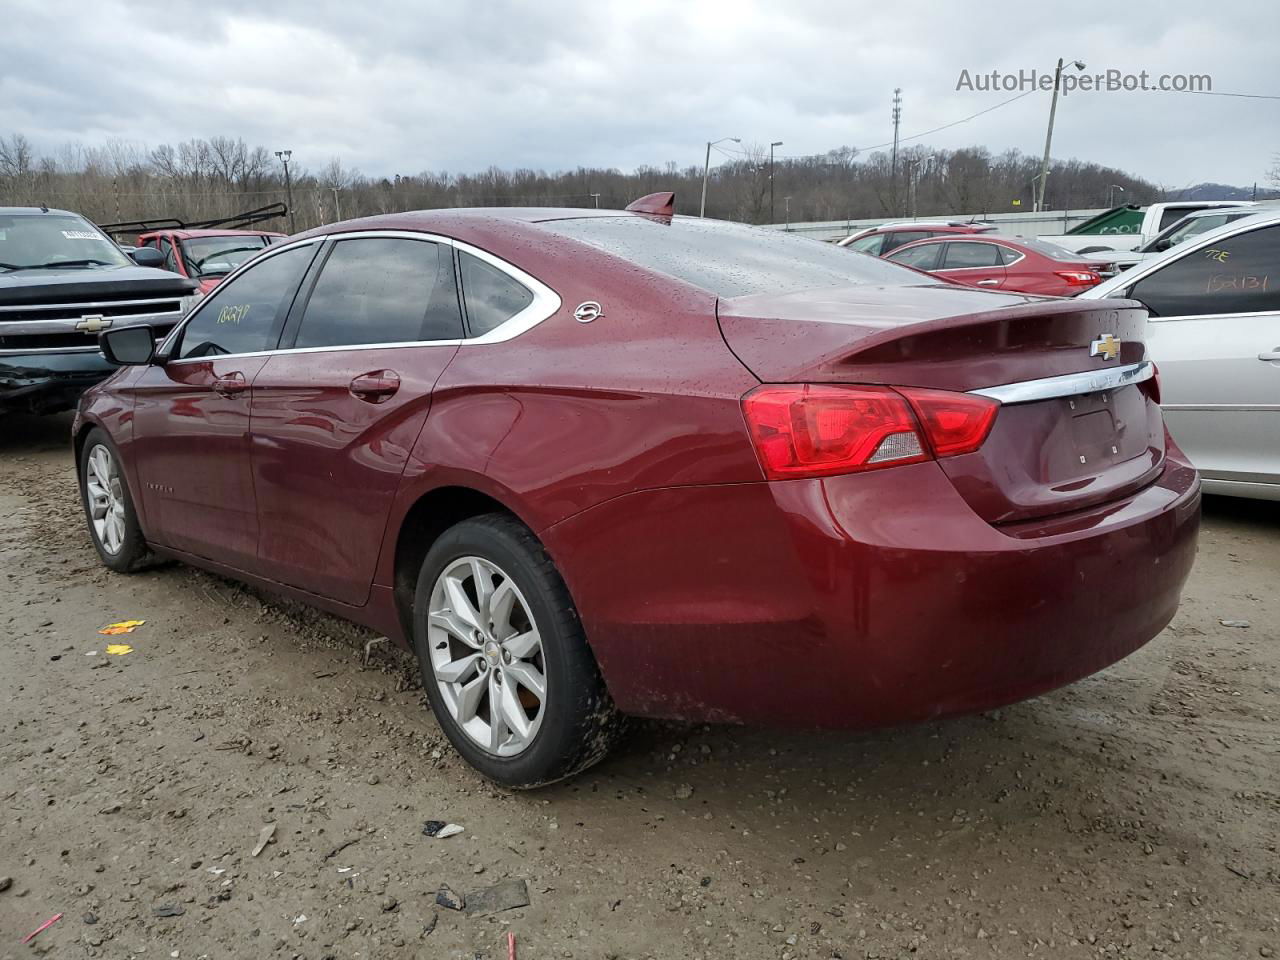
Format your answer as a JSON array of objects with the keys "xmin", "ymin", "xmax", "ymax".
[{"xmin": 375, "ymin": 223, "xmax": 765, "ymax": 587}]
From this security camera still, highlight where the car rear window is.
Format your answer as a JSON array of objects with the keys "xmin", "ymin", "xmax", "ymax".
[
  {"xmin": 1012, "ymin": 236, "xmax": 1093, "ymax": 262},
  {"xmin": 540, "ymin": 216, "xmax": 923, "ymax": 297}
]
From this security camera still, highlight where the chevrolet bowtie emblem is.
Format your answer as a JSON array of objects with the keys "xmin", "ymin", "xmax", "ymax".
[
  {"xmin": 1089, "ymin": 333, "xmax": 1120, "ymax": 361},
  {"xmin": 75, "ymin": 314, "xmax": 112, "ymax": 334}
]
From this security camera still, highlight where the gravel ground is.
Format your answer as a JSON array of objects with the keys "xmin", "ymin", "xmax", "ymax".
[{"xmin": 1, "ymin": 411, "xmax": 1277, "ymax": 960}]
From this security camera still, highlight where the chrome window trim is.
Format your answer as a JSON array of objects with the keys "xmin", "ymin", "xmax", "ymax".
[
  {"xmin": 160, "ymin": 230, "xmax": 561, "ymax": 365},
  {"xmin": 935, "ymin": 240, "xmax": 1020, "ymax": 271},
  {"xmin": 1148, "ymin": 309, "xmax": 1279, "ymax": 324},
  {"xmin": 970, "ymin": 360, "xmax": 1154, "ymax": 405}
]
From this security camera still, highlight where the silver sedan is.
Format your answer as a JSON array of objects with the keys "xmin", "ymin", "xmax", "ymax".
[{"xmin": 1082, "ymin": 209, "xmax": 1280, "ymax": 500}]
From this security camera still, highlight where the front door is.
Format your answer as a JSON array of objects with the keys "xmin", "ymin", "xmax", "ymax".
[
  {"xmin": 1128, "ymin": 223, "xmax": 1280, "ymax": 485},
  {"xmin": 130, "ymin": 241, "xmax": 319, "ymax": 567},
  {"xmin": 249, "ymin": 235, "xmax": 464, "ymax": 605}
]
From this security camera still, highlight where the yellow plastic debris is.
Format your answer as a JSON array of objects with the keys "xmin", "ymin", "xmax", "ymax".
[
  {"xmin": 105, "ymin": 644, "xmax": 134, "ymax": 656},
  {"xmin": 99, "ymin": 620, "xmax": 146, "ymax": 636}
]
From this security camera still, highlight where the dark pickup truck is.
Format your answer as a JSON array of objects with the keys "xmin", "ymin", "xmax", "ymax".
[{"xmin": 1, "ymin": 207, "xmax": 198, "ymax": 414}]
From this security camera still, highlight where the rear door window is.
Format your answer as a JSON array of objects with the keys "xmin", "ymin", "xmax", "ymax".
[
  {"xmin": 291, "ymin": 238, "xmax": 462, "ymax": 349},
  {"xmin": 886, "ymin": 242, "xmax": 943, "ymax": 271},
  {"xmin": 458, "ymin": 251, "xmax": 534, "ymax": 336},
  {"xmin": 175, "ymin": 244, "xmax": 316, "ymax": 359},
  {"xmin": 1129, "ymin": 225, "xmax": 1280, "ymax": 317},
  {"xmin": 940, "ymin": 241, "xmax": 1002, "ymax": 269}
]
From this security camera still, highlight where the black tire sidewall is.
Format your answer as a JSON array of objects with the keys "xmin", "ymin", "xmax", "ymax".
[
  {"xmin": 79, "ymin": 428, "xmax": 147, "ymax": 573},
  {"xmin": 412, "ymin": 515, "xmax": 605, "ymax": 788}
]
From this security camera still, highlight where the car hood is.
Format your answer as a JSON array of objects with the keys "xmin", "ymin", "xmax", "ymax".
[{"xmin": 0, "ymin": 264, "xmax": 196, "ymax": 304}]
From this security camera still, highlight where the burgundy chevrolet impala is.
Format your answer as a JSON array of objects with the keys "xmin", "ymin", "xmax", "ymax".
[{"xmin": 73, "ymin": 194, "xmax": 1201, "ymax": 787}]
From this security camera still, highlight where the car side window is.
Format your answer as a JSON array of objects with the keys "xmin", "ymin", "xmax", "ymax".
[
  {"xmin": 941, "ymin": 241, "xmax": 1002, "ymax": 269},
  {"xmin": 847, "ymin": 234, "xmax": 884, "ymax": 255},
  {"xmin": 998, "ymin": 245, "xmax": 1022, "ymax": 265},
  {"xmin": 880, "ymin": 231, "xmax": 929, "ymax": 254},
  {"xmin": 1129, "ymin": 225, "xmax": 1280, "ymax": 318},
  {"xmin": 1159, "ymin": 208, "xmax": 1192, "ymax": 231},
  {"xmin": 158, "ymin": 237, "xmax": 180, "ymax": 274},
  {"xmin": 292, "ymin": 238, "xmax": 463, "ymax": 349},
  {"xmin": 458, "ymin": 251, "xmax": 534, "ymax": 336},
  {"xmin": 175, "ymin": 245, "xmax": 315, "ymax": 359},
  {"xmin": 886, "ymin": 242, "xmax": 942, "ymax": 271}
]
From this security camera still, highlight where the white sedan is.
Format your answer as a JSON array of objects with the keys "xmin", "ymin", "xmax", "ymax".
[{"xmin": 1082, "ymin": 210, "xmax": 1280, "ymax": 500}]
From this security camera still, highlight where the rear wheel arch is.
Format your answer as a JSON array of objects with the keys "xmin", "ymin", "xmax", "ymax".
[{"xmin": 392, "ymin": 485, "xmax": 533, "ymax": 639}]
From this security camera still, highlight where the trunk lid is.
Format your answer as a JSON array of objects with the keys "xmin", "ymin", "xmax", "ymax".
[{"xmin": 719, "ymin": 284, "xmax": 1164, "ymax": 523}]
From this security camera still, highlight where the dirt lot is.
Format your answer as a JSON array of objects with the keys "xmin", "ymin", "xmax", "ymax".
[{"xmin": 1, "ymin": 411, "xmax": 1277, "ymax": 960}]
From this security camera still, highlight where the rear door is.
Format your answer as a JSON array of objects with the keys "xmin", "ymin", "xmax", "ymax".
[
  {"xmin": 248, "ymin": 234, "xmax": 464, "ymax": 605},
  {"xmin": 934, "ymin": 240, "xmax": 1008, "ymax": 290},
  {"xmin": 1127, "ymin": 222, "xmax": 1280, "ymax": 486},
  {"xmin": 131, "ymin": 241, "xmax": 319, "ymax": 566}
]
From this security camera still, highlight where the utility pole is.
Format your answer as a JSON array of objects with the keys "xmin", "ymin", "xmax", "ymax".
[
  {"xmin": 275, "ymin": 149, "xmax": 295, "ymax": 232},
  {"xmin": 590, "ymin": 193, "xmax": 601, "ymax": 208},
  {"xmin": 331, "ymin": 187, "xmax": 342, "ymax": 222},
  {"xmin": 891, "ymin": 88, "xmax": 902, "ymax": 178},
  {"xmin": 1036, "ymin": 58, "xmax": 1085, "ymax": 213},
  {"xmin": 784, "ymin": 196, "xmax": 792, "ymax": 231},
  {"xmin": 769, "ymin": 141, "xmax": 783, "ymax": 223},
  {"xmin": 700, "ymin": 136, "xmax": 741, "ymax": 218}
]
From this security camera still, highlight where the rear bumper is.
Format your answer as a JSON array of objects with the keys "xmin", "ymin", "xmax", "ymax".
[
  {"xmin": 544, "ymin": 452, "xmax": 1201, "ymax": 728},
  {"xmin": 0, "ymin": 351, "xmax": 115, "ymax": 414}
]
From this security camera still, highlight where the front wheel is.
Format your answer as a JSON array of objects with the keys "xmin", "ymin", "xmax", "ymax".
[
  {"xmin": 412, "ymin": 514, "xmax": 624, "ymax": 788},
  {"xmin": 79, "ymin": 428, "xmax": 154, "ymax": 573}
]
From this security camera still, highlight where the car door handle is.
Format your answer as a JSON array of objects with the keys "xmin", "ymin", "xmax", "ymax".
[
  {"xmin": 976, "ymin": 279, "xmax": 1000, "ymax": 286},
  {"xmin": 212, "ymin": 372, "xmax": 248, "ymax": 397},
  {"xmin": 1259, "ymin": 349, "xmax": 1280, "ymax": 361},
  {"xmin": 349, "ymin": 370, "xmax": 401, "ymax": 403}
]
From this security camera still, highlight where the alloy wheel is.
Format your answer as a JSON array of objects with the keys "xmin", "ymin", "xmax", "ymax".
[
  {"xmin": 85, "ymin": 444, "xmax": 126, "ymax": 556},
  {"xmin": 426, "ymin": 556, "xmax": 547, "ymax": 757}
]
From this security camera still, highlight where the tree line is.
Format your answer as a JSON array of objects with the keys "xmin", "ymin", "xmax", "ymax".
[{"xmin": 0, "ymin": 133, "xmax": 1169, "ymax": 235}]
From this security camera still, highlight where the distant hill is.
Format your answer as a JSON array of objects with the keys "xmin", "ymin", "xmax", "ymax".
[{"xmin": 1166, "ymin": 182, "xmax": 1280, "ymax": 201}]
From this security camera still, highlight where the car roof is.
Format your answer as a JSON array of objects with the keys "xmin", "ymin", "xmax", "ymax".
[
  {"xmin": 138, "ymin": 228, "xmax": 287, "ymax": 239},
  {"xmin": 1085, "ymin": 208, "xmax": 1280, "ymax": 298},
  {"xmin": 0, "ymin": 206, "xmax": 81, "ymax": 217}
]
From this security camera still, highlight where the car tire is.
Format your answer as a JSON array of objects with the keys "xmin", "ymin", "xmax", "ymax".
[
  {"xmin": 412, "ymin": 513, "xmax": 625, "ymax": 788},
  {"xmin": 79, "ymin": 428, "xmax": 155, "ymax": 573}
]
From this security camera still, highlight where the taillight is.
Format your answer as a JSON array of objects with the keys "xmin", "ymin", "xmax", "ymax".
[
  {"xmin": 1147, "ymin": 361, "xmax": 1162, "ymax": 405},
  {"xmin": 741, "ymin": 384, "xmax": 999, "ymax": 480},
  {"xmin": 1054, "ymin": 270, "xmax": 1102, "ymax": 286},
  {"xmin": 897, "ymin": 387, "xmax": 1000, "ymax": 457}
]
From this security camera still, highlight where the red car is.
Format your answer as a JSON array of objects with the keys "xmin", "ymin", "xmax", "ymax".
[
  {"xmin": 134, "ymin": 228, "xmax": 286, "ymax": 294},
  {"xmin": 837, "ymin": 221, "xmax": 997, "ymax": 256},
  {"xmin": 73, "ymin": 195, "xmax": 1200, "ymax": 787},
  {"xmin": 884, "ymin": 234, "xmax": 1110, "ymax": 297}
]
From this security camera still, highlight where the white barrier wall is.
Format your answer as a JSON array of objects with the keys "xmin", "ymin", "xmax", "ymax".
[{"xmin": 763, "ymin": 209, "xmax": 1108, "ymax": 242}]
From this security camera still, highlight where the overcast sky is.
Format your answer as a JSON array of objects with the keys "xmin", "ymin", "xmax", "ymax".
[{"xmin": 2, "ymin": 0, "xmax": 1277, "ymax": 190}]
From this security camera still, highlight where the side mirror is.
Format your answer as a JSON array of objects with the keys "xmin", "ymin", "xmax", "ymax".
[
  {"xmin": 130, "ymin": 246, "xmax": 166, "ymax": 268},
  {"xmin": 100, "ymin": 325, "xmax": 156, "ymax": 366},
  {"xmin": 1154, "ymin": 239, "xmax": 1171, "ymax": 252}
]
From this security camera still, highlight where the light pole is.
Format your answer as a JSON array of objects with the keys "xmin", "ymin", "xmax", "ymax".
[
  {"xmin": 1108, "ymin": 183, "xmax": 1125, "ymax": 208},
  {"xmin": 784, "ymin": 196, "xmax": 792, "ymax": 231},
  {"xmin": 769, "ymin": 141, "xmax": 784, "ymax": 223},
  {"xmin": 1035, "ymin": 58, "xmax": 1085, "ymax": 212},
  {"xmin": 699, "ymin": 136, "xmax": 741, "ymax": 218},
  {"xmin": 275, "ymin": 149, "xmax": 295, "ymax": 232}
]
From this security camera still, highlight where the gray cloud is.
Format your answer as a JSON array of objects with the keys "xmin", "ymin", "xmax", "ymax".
[{"xmin": 2, "ymin": 0, "xmax": 1277, "ymax": 189}]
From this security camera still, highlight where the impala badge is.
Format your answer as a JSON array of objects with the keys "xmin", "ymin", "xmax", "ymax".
[
  {"xmin": 1089, "ymin": 333, "xmax": 1120, "ymax": 361},
  {"xmin": 573, "ymin": 301, "xmax": 603, "ymax": 323},
  {"xmin": 76, "ymin": 314, "xmax": 111, "ymax": 334}
]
